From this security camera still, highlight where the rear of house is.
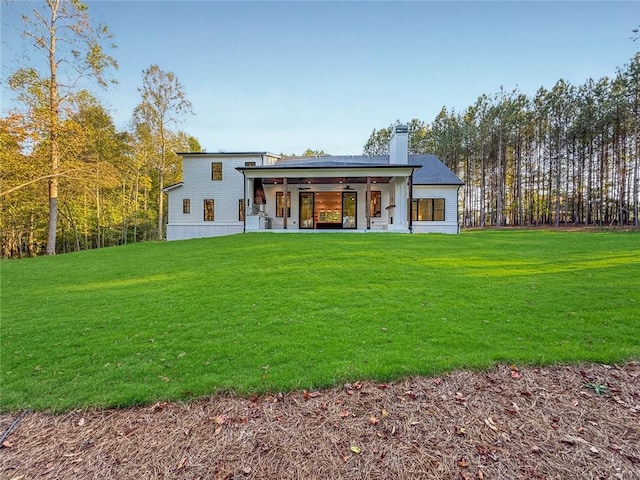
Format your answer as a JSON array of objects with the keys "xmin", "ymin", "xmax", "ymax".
[{"xmin": 164, "ymin": 125, "xmax": 463, "ymax": 240}]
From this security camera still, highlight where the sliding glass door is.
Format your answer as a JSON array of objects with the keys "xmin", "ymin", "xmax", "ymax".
[
  {"xmin": 299, "ymin": 192, "xmax": 314, "ymax": 229},
  {"xmin": 342, "ymin": 192, "xmax": 356, "ymax": 229},
  {"xmin": 299, "ymin": 191, "xmax": 357, "ymax": 229}
]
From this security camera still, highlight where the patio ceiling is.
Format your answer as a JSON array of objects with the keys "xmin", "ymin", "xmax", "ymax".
[{"xmin": 263, "ymin": 176, "xmax": 393, "ymax": 186}]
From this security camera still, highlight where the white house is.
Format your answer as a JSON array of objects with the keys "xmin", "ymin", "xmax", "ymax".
[{"xmin": 164, "ymin": 125, "xmax": 464, "ymax": 240}]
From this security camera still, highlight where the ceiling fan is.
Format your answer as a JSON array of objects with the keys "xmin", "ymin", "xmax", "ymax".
[{"xmin": 298, "ymin": 180, "xmax": 311, "ymax": 191}]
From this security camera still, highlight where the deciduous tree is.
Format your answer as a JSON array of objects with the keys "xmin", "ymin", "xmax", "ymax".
[
  {"xmin": 8, "ymin": 0, "xmax": 117, "ymax": 255},
  {"xmin": 132, "ymin": 65, "xmax": 193, "ymax": 240}
]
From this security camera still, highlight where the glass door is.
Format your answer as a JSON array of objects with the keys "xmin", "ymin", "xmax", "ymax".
[
  {"xmin": 299, "ymin": 192, "xmax": 314, "ymax": 229},
  {"xmin": 342, "ymin": 192, "xmax": 357, "ymax": 229}
]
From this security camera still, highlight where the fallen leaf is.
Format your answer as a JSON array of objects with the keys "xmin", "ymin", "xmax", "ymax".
[
  {"xmin": 77, "ymin": 418, "xmax": 85, "ymax": 427},
  {"xmin": 369, "ymin": 416, "xmax": 379, "ymax": 425},
  {"xmin": 303, "ymin": 390, "xmax": 321, "ymax": 400},
  {"xmin": 350, "ymin": 445, "xmax": 361, "ymax": 454},
  {"xmin": 339, "ymin": 410, "xmax": 350, "ymax": 418},
  {"xmin": 242, "ymin": 467, "xmax": 252, "ymax": 474},
  {"xmin": 511, "ymin": 371, "xmax": 520, "ymax": 379},
  {"xmin": 150, "ymin": 402, "xmax": 168, "ymax": 412},
  {"xmin": 590, "ymin": 446, "xmax": 599, "ymax": 455},
  {"xmin": 381, "ymin": 409, "xmax": 390, "ymax": 418},
  {"xmin": 212, "ymin": 415, "xmax": 227, "ymax": 425},
  {"xmin": 454, "ymin": 426, "xmax": 467, "ymax": 436},
  {"xmin": 2, "ymin": 440, "xmax": 13, "ymax": 448},
  {"xmin": 458, "ymin": 458, "xmax": 469, "ymax": 468},
  {"xmin": 484, "ymin": 417, "xmax": 499, "ymax": 431},
  {"xmin": 177, "ymin": 456, "xmax": 187, "ymax": 469}
]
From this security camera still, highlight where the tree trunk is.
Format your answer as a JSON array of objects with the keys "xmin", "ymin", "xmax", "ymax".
[
  {"xmin": 46, "ymin": 178, "xmax": 58, "ymax": 255},
  {"xmin": 157, "ymin": 167, "xmax": 164, "ymax": 240},
  {"xmin": 45, "ymin": 2, "xmax": 59, "ymax": 255}
]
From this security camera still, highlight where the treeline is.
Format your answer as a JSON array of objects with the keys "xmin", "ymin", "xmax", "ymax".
[
  {"xmin": 1, "ymin": 94, "xmax": 198, "ymax": 258},
  {"xmin": 1, "ymin": 1, "xmax": 197, "ymax": 258},
  {"xmin": 365, "ymin": 53, "xmax": 640, "ymax": 228}
]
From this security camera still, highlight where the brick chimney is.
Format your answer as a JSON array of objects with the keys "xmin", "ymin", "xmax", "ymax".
[{"xmin": 389, "ymin": 124, "xmax": 408, "ymax": 164}]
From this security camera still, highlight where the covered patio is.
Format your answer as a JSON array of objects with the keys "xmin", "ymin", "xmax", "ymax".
[{"xmin": 238, "ymin": 162, "xmax": 419, "ymax": 233}]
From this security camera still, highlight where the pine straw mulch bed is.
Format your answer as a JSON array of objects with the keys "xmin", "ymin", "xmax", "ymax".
[{"xmin": 1, "ymin": 362, "xmax": 639, "ymax": 480}]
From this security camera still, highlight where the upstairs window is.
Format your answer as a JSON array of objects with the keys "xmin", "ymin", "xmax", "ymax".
[
  {"xmin": 183, "ymin": 199, "xmax": 190, "ymax": 214},
  {"xmin": 211, "ymin": 162, "xmax": 223, "ymax": 181},
  {"xmin": 412, "ymin": 198, "xmax": 445, "ymax": 221},
  {"xmin": 204, "ymin": 199, "xmax": 215, "ymax": 221},
  {"xmin": 244, "ymin": 161, "xmax": 256, "ymax": 167}
]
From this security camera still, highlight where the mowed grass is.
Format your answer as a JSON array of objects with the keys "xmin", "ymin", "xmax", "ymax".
[{"xmin": 1, "ymin": 230, "xmax": 639, "ymax": 412}]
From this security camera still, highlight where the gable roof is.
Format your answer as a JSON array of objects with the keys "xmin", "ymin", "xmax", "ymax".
[
  {"xmin": 252, "ymin": 154, "xmax": 464, "ymax": 185},
  {"xmin": 410, "ymin": 155, "xmax": 464, "ymax": 185}
]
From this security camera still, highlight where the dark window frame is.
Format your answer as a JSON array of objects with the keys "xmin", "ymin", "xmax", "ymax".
[
  {"xmin": 370, "ymin": 190, "xmax": 382, "ymax": 218},
  {"xmin": 276, "ymin": 191, "xmax": 291, "ymax": 218},
  {"xmin": 239, "ymin": 199, "xmax": 245, "ymax": 221},
  {"xmin": 183, "ymin": 198, "xmax": 191, "ymax": 214},
  {"xmin": 204, "ymin": 199, "xmax": 215, "ymax": 221},
  {"xmin": 412, "ymin": 198, "xmax": 445, "ymax": 221},
  {"xmin": 342, "ymin": 191, "xmax": 357, "ymax": 229},
  {"xmin": 211, "ymin": 162, "xmax": 223, "ymax": 181}
]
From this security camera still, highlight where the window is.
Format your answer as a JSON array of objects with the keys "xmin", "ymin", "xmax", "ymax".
[
  {"xmin": 412, "ymin": 198, "xmax": 445, "ymax": 221},
  {"xmin": 369, "ymin": 191, "xmax": 381, "ymax": 217},
  {"xmin": 433, "ymin": 198, "xmax": 445, "ymax": 220},
  {"xmin": 182, "ymin": 199, "xmax": 190, "ymax": 214},
  {"xmin": 276, "ymin": 192, "xmax": 290, "ymax": 217},
  {"xmin": 239, "ymin": 199, "xmax": 245, "ymax": 221},
  {"xmin": 211, "ymin": 162, "xmax": 223, "ymax": 181},
  {"xmin": 204, "ymin": 199, "xmax": 215, "ymax": 221},
  {"xmin": 244, "ymin": 161, "xmax": 256, "ymax": 167}
]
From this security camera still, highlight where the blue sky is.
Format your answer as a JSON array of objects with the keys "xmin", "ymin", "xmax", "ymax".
[{"xmin": 1, "ymin": 1, "xmax": 638, "ymax": 155}]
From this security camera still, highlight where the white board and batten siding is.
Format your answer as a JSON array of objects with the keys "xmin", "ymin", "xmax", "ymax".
[
  {"xmin": 412, "ymin": 185, "xmax": 460, "ymax": 234},
  {"xmin": 166, "ymin": 153, "xmax": 263, "ymax": 241}
]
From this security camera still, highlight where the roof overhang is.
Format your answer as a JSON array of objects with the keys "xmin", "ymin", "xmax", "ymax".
[
  {"xmin": 162, "ymin": 182, "xmax": 183, "ymax": 192},
  {"xmin": 237, "ymin": 164, "xmax": 419, "ymax": 179},
  {"xmin": 176, "ymin": 151, "xmax": 280, "ymax": 158}
]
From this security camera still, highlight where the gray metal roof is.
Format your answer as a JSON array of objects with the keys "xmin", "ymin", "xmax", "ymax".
[
  {"xmin": 231, "ymin": 153, "xmax": 463, "ymax": 185},
  {"xmin": 410, "ymin": 155, "xmax": 464, "ymax": 185},
  {"xmin": 176, "ymin": 151, "xmax": 280, "ymax": 157},
  {"xmin": 275, "ymin": 155, "xmax": 390, "ymax": 168},
  {"xmin": 274, "ymin": 154, "xmax": 463, "ymax": 185}
]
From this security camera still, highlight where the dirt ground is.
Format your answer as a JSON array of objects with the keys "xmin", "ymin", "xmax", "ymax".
[{"xmin": 1, "ymin": 362, "xmax": 638, "ymax": 480}]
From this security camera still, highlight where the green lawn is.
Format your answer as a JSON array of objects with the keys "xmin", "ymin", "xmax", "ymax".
[{"xmin": 1, "ymin": 230, "xmax": 639, "ymax": 412}]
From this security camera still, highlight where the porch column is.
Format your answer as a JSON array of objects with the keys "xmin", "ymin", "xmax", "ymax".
[
  {"xmin": 393, "ymin": 176, "xmax": 409, "ymax": 231},
  {"xmin": 366, "ymin": 176, "xmax": 371, "ymax": 230},
  {"xmin": 408, "ymin": 173, "xmax": 413, "ymax": 232},
  {"xmin": 247, "ymin": 177, "xmax": 254, "ymax": 214},
  {"xmin": 283, "ymin": 177, "xmax": 288, "ymax": 229}
]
